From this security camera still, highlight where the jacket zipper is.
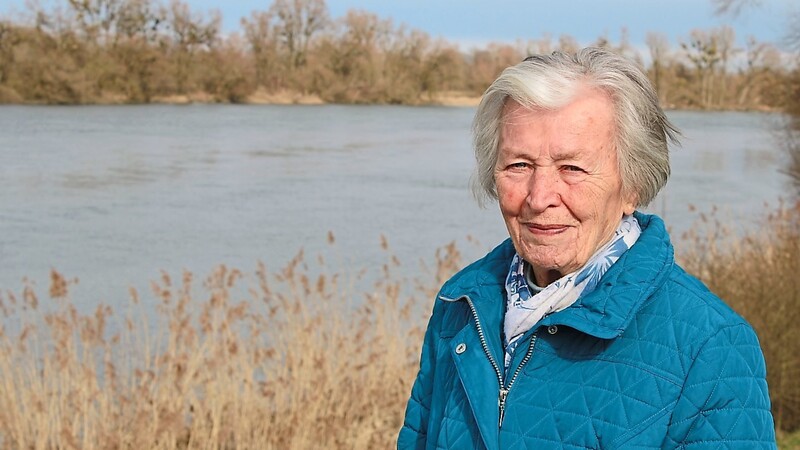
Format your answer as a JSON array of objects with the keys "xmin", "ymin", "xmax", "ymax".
[
  {"xmin": 499, "ymin": 332, "xmax": 537, "ymax": 427},
  {"xmin": 442, "ymin": 295, "xmax": 539, "ymax": 428}
]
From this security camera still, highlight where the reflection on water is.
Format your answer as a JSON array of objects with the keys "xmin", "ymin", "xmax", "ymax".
[
  {"xmin": 694, "ymin": 150, "xmax": 725, "ymax": 172},
  {"xmin": 744, "ymin": 147, "xmax": 777, "ymax": 169},
  {"xmin": 649, "ymin": 110, "xmax": 789, "ymax": 231},
  {"xmin": 0, "ymin": 105, "xmax": 792, "ymax": 310}
]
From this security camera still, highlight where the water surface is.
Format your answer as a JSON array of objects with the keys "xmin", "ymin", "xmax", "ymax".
[{"xmin": 0, "ymin": 105, "xmax": 791, "ymax": 309}]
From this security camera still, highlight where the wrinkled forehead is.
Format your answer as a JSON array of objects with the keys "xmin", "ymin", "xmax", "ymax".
[{"xmin": 496, "ymin": 88, "xmax": 620, "ymax": 165}]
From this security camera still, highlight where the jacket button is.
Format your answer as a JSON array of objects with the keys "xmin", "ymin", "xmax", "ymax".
[
  {"xmin": 547, "ymin": 325, "xmax": 558, "ymax": 335},
  {"xmin": 455, "ymin": 343, "xmax": 467, "ymax": 354}
]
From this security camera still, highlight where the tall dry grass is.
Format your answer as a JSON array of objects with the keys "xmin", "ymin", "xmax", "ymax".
[
  {"xmin": 0, "ymin": 235, "xmax": 464, "ymax": 449},
  {"xmin": 0, "ymin": 207, "xmax": 798, "ymax": 448},
  {"xmin": 678, "ymin": 201, "xmax": 800, "ymax": 435}
]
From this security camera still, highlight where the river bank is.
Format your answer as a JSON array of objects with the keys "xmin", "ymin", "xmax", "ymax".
[
  {"xmin": 3, "ymin": 86, "xmax": 783, "ymax": 111},
  {"xmin": 0, "ymin": 85, "xmax": 484, "ymax": 107}
]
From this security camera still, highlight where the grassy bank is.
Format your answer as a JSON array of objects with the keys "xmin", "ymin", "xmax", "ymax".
[{"xmin": 0, "ymin": 205, "xmax": 797, "ymax": 448}]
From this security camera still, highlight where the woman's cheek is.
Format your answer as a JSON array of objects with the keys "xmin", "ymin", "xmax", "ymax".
[
  {"xmin": 498, "ymin": 188, "xmax": 522, "ymax": 215},
  {"xmin": 497, "ymin": 177, "xmax": 527, "ymax": 205}
]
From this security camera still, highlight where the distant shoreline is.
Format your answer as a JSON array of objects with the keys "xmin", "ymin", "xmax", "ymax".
[
  {"xmin": 1, "ymin": 90, "xmax": 781, "ymax": 112},
  {"xmin": 0, "ymin": 88, "xmax": 484, "ymax": 107},
  {"xmin": 234, "ymin": 89, "xmax": 482, "ymax": 107}
]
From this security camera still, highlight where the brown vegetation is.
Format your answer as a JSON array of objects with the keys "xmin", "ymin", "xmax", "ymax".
[
  {"xmin": 0, "ymin": 0, "xmax": 795, "ymax": 109},
  {"xmin": 679, "ymin": 201, "xmax": 800, "ymax": 437},
  {"xmin": 0, "ymin": 207, "xmax": 798, "ymax": 448},
  {"xmin": 0, "ymin": 235, "xmax": 454, "ymax": 448}
]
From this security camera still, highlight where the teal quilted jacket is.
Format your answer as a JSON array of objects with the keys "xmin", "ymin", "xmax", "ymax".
[{"xmin": 399, "ymin": 213, "xmax": 776, "ymax": 449}]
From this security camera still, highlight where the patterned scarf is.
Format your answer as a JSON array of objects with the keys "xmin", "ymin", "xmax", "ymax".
[{"xmin": 502, "ymin": 215, "xmax": 641, "ymax": 372}]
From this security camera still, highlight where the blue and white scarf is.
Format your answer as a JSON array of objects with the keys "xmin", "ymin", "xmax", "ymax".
[{"xmin": 503, "ymin": 215, "xmax": 641, "ymax": 372}]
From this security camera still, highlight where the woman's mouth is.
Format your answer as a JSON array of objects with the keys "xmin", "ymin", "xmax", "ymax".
[{"xmin": 525, "ymin": 223, "xmax": 570, "ymax": 235}]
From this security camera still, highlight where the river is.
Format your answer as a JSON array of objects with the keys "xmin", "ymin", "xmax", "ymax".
[{"xmin": 0, "ymin": 105, "xmax": 791, "ymax": 310}]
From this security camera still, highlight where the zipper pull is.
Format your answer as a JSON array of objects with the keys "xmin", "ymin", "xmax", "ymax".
[{"xmin": 498, "ymin": 388, "xmax": 509, "ymax": 427}]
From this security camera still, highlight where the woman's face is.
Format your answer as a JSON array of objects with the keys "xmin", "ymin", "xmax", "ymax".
[{"xmin": 494, "ymin": 88, "xmax": 636, "ymax": 286}]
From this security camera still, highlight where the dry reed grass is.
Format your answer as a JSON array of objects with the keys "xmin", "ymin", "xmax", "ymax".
[
  {"xmin": 0, "ymin": 207, "xmax": 797, "ymax": 448},
  {"xmin": 678, "ymin": 200, "xmax": 800, "ymax": 436},
  {"xmin": 0, "ymin": 235, "xmax": 465, "ymax": 449}
]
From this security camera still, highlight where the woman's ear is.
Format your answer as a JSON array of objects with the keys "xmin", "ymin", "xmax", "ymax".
[{"xmin": 622, "ymin": 190, "xmax": 637, "ymax": 216}]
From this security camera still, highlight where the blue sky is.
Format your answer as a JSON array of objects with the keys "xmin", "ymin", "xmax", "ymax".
[
  {"xmin": 197, "ymin": 0, "xmax": 793, "ymax": 49},
  {"xmin": 1, "ymin": 0, "xmax": 795, "ymax": 49}
]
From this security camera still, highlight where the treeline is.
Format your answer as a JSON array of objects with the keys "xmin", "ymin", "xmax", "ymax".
[{"xmin": 0, "ymin": 0, "xmax": 795, "ymax": 108}]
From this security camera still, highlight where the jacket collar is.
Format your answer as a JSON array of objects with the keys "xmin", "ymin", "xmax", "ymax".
[
  {"xmin": 438, "ymin": 240, "xmax": 513, "ymax": 365},
  {"xmin": 541, "ymin": 212, "xmax": 674, "ymax": 338},
  {"xmin": 439, "ymin": 212, "xmax": 674, "ymax": 340}
]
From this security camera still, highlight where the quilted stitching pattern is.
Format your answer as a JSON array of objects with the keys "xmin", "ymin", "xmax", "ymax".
[{"xmin": 398, "ymin": 213, "xmax": 776, "ymax": 449}]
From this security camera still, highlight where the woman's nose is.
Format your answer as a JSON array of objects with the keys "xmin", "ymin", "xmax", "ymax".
[{"xmin": 525, "ymin": 169, "xmax": 562, "ymax": 212}]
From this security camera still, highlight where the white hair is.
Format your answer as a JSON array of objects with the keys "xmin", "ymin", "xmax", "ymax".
[{"xmin": 471, "ymin": 47, "xmax": 680, "ymax": 208}]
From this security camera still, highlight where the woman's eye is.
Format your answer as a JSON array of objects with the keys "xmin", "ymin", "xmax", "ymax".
[
  {"xmin": 562, "ymin": 165, "xmax": 584, "ymax": 173},
  {"xmin": 508, "ymin": 162, "xmax": 528, "ymax": 170}
]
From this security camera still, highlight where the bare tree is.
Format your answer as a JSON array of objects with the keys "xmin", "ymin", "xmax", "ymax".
[
  {"xmin": 66, "ymin": 0, "xmax": 124, "ymax": 44},
  {"xmin": 522, "ymin": 33, "xmax": 553, "ymax": 56},
  {"xmin": 242, "ymin": 10, "xmax": 279, "ymax": 90},
  {"xmin": 319, "ymin": 9, "xmax": 392, "ymax": 102},
  {"xmin": 735, "ymin": 36, "xmax": 775, "ymax": 107},
  {"xmin": 646, "ymin": 32, "xmax": 670, "ymax": 103},
  {"xmin": 681, "ymin": 28, "xmax": 730, "ymax": 108},
  {"xmin": 417, "ymin": 38, "xmax": 462, "ymax": 100},
  {"xmin": 466, "ymin": 42, "xmax": 522, "ymax": 94},
  {"xmin": 557, "ymin": 34, "xmax": 579, "ymax": 54},
  {"xmin": 711, "ymin": 0, "xmax": 763, "ymax": 16},
  {"xmin": 114, "ymin": 0, "xmax": 163, "ymax": 42},
  {"xmin": 0, "ymin": 21, "xmax": 19, "ymax": 85},
  {"xmin": 112, "ymin": 0, "xmax": 164, "ymax": 101},
  {"xmin": 166, "ymin": 0, "xmax": 220, "ymax": 94},
  {"xmin": 715, "ymin": 25, "xmax": 737, "ymax": 106},
  {"xmin": 787, "ymin": 9, "xmax": 800, "ymax": 52},
  {"xmin": 616, "ymin": 27, "xmax": 639, "ymax": 62},
  {"xmin": 269, "ymin": 0, "xmax": 329, "ymax": 71}
]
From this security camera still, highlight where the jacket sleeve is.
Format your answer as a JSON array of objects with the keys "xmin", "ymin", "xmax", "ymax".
[
  {"xmin": 397, "ymin": 303, "xmax": 441, "ymax": 450},
  {"xmin": 663, "ymin": 323, "xmax": 777, "ymax": 449}
]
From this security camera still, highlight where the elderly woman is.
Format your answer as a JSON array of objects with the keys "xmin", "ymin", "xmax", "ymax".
[{"xmin": 398, "ymin": 48, "xmax": 776, "ymax": 449}]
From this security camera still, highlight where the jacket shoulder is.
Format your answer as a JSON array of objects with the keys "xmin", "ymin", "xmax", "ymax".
[
  {"xmin": 658, "ymin": 267, "xmax": 775, "ymax": 447},
  {"xmin": 438, "ymin": 238, "xmax": 514, "ymax": 298},
  {"xmin": 658, "ymin": 263, "xmax": 753, "ymax": 334}
]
